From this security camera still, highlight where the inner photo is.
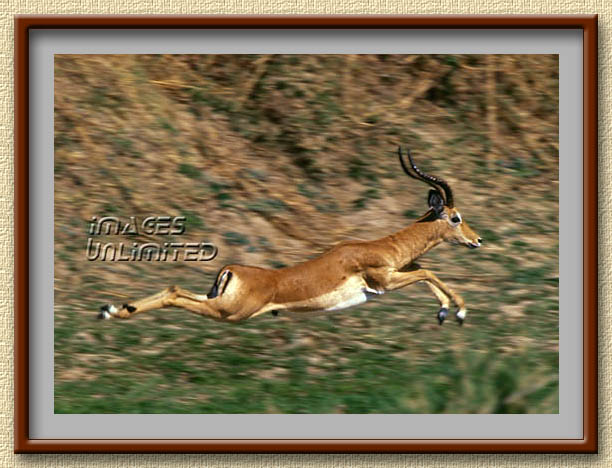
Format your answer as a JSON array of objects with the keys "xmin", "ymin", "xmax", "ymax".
[{"xmin": 54, "ymin": 54, "xmax": 559, "ymax": 414}]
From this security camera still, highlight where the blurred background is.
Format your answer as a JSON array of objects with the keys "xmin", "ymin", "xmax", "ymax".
[{"xmin": 54, "ymin": 54, "xmax": 558, "ymax": 414}]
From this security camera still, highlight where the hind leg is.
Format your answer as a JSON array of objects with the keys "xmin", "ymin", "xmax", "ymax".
[
  {"xmin": 169, "ymin": 297, "xmax": 227, "ymax": 321},
  {"xmin": 98, "ymin": 285, "xmax": 222, "ymax": 320}
]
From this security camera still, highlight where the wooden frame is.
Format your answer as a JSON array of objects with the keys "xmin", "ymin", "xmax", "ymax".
[{"xmin": 14, "ymin": 15, "xmax": 598, "ymax": 453}]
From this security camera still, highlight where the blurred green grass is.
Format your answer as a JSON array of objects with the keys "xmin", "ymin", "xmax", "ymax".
[{"xmin": 55, "ymin": 279, "xmax": 558, "ymax": 414}]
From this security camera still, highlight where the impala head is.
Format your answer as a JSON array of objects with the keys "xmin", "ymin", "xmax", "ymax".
[{"xmin": 398, "ymin": 147, "xmax": 482, "ymax": 249}]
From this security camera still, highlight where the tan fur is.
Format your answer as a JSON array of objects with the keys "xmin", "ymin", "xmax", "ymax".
[{"xmin": 105, "ymin": 205, "xmax": 481, "ymax": 324}]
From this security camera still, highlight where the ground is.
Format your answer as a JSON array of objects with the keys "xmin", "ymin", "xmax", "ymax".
[{"xmin": 54, "ymin": 54, "xmax": 559, "ymax": 413}]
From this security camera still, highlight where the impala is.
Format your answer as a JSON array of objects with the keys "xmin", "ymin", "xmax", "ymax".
[{"xmin": 98, "ymin": 147, "xmax": 482, "ymax": 325}]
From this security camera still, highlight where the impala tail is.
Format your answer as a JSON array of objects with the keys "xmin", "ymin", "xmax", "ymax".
[{"xmin": 207, "ymin": 269, "xmax": 234, "ymax": 299}]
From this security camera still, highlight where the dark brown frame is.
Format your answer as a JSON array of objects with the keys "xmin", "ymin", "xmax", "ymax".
[{"xmin": 14, "ymin": 15, "xmax": 598, "ymax": 454}]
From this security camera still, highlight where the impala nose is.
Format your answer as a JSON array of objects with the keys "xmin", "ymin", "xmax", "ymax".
[{"xmin": 468, "ymin": 238, "xmax": 482, "ymax": 249}]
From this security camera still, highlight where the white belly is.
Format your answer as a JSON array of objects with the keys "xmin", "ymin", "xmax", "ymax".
[
  {"xmin": 324, "ymin": 289, "xmax": 368, "ymax": 311},
  {"xmin": 277, "ymin": 276, "xmax": 383, "ymax": 313}
]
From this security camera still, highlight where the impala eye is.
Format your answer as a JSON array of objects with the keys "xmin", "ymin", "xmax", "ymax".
[{"xmin": 451, "ymin": 215, "xmax": 461, "ymax": 224}]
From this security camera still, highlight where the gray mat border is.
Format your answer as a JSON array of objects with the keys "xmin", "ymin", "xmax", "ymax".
[{"xmin": 31, "ymin": 28, "xmax": 580, "ymax": 439}]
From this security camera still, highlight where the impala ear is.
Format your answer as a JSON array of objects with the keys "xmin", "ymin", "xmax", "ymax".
[{"xmin": 428, "ymin": 190, "xmax": 445, "ymax": 215}]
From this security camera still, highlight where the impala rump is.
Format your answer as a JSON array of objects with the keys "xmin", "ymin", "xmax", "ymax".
[{"xmin": 207, "ymin": 269, "xmax": 233, "ymax": 299}]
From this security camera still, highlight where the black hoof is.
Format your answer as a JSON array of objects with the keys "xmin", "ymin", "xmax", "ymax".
[
  {"xmin": 455, "ymin": 313, "xmax": 464, "ymax": 326},
  {"xmin": 271, "ymin": 310, "xmax": 279, "ymax": 317},
  {"xmin": 437, "ymin": 307, "xmax": 449, "ymax": 325}
]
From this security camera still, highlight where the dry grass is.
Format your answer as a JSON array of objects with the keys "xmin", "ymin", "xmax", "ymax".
[{"xmin": 54, "ymin": 54, "xmax": 559, "ymax": 414}]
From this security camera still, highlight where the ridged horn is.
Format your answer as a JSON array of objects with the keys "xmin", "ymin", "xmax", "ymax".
[{"xmin": 398, "ymin": 146, "xmax": 454, "ymax": 208}]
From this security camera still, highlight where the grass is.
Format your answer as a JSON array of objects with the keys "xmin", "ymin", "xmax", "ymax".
[
  {"xmin": 180, "ymin": 210, "xmax": 205, "ymax": 230},
  {"xmin": 178, "ymin": 163, "xmax": 201, "ymax": 179},
  {"xmin": 54, "ymin": 54, "xmax": 559, "ymax": 414},
  {"xmin": 55, "ymin": 275, "xmax": 558, "ymax": 413},
  {"xmin": 55, "ymin": 226, "xmax": 559, "ymax": 414},
  {"xmin": 223, "ymin": 231, "xmax": 250, "ymax": 246}
]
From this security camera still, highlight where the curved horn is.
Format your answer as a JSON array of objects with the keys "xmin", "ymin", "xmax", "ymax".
[
  {"xmin": 398, "ymin": 147, "xmax": 454, "ymax": 208},
  {"xmin": 398, "ymin": 146, "xmax": 442, "ymax": 192},
  {"xmin": 398, "ymin": 147, "xmax": 422, "ymax": 181}
]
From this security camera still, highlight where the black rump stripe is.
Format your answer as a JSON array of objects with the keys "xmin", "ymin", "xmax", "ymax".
[{"xmin": 207, "ymin": 269, "xmax": 233, "ymax": 299}]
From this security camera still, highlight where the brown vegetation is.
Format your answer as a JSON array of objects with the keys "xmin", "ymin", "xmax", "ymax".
[{"xmin": 54, "ymin": 54, "xmax": 559, "ymax": 414}]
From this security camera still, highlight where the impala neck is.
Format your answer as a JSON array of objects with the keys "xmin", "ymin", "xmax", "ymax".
[{"xmin": 393, "ymin": 211, "xmax": 449, "ymax": 264}]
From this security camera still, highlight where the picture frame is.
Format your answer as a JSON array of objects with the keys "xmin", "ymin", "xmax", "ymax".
[{"xmin": 14, "ymin": 15, "xmax": 598, "ymax": 453}]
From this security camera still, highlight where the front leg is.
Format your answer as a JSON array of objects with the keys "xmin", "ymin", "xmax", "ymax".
[
  {"xmin": 426, "ymin": 283, "xmax": 452, "ymax": 325},
  {"xmin": 367, "ymin": 267, "xmax": 467, "ymax": 325}
]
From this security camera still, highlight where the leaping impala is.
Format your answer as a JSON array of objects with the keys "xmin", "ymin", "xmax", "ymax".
[{"xmin": 98, "ymin": 147, "xmax": 482, "ymax": 325}]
